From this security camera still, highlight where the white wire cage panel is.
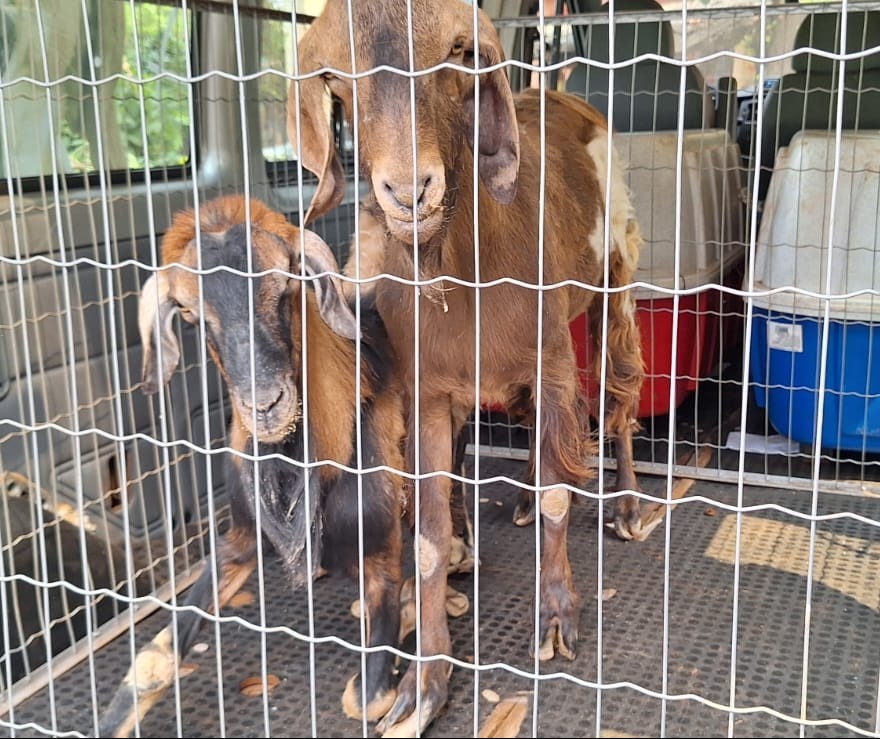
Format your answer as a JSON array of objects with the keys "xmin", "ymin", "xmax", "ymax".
[
  {"xmin": 0, "ymin": 0, "xmax": 877, "ymax": 738},
  {"xmin": 483, "ymin": 0, "xmax": 880, "ymax": 497},
  {"xmin": 0, "ymin": 0, "xmax": 227, "ymax": 709}
]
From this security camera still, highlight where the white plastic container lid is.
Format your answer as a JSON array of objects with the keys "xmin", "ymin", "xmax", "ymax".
[
  {"xmin": 616, "ymin": 129, "xmax": 746, "ymax": 300},
  {"xmin": 752, "ymin": 130, "xmax": 880, "ymax": 322}
]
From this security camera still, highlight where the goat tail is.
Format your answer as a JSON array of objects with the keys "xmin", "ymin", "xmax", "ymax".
[{"xmin": 591, "ymin": 218, "xmax": 645, "ymax": 436}]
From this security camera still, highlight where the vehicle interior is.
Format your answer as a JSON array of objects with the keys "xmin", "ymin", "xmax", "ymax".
[{"xmin": 1, "ymin": 1, "xmax": 879, "ymax": 736}]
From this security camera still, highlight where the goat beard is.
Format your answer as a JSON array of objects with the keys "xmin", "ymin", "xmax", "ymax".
[{"xmin": 249, "ymin": 428, "xmax": 324, "ymax": 589}]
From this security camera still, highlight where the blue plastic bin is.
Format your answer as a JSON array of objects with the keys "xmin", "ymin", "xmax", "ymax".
[
  {"xmin": 750, "ymin": 130, "xmax": 880, "ymax": 453},
  {"xmin": 751, "ymin": 306, "xmax": 880, "ymax": 452}
]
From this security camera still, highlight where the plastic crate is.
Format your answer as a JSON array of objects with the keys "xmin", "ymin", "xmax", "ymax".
[
  {"xmin": 571, "ymin": 253, "xmax": 744, "ymax": 419},
  {"xmin": 751, "ymin": 307, "xmax": 880, "ymax": 452},
  {"xmin": 571, "ymin": 128, "xmax": 746, "ymax": 418},
  {"xmin": 749, "ymin": 130, "xmax": 880, "ymax": 452}
]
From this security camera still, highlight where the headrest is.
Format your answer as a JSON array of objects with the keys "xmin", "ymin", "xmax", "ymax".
[
  {"xmin": 792, "ymin": 10, "xmax": 880, "ymax": 73},
  {"xmin": 586, "ymin": 0, "xmax": 675, "ymax": 62}
]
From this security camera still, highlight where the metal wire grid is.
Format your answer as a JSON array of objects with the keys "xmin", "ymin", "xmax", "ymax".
[
  {"xmin": 3, "ymin": 468, "xmax": 880, "ymax": 738},
  {"xmin": 491, "ymin": 1, "xmax": 880, "ymax": 486},
  {"xmin": 0, "ymin": 0, "xmax": 877, "ymax": 737}
]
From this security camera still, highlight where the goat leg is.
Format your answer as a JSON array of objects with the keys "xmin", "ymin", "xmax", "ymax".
[
  {"xmin": 598, "ymin": 225, "xmax": 647, "ymax": 541},
  {"xmin": 529, "ymin": 378, "xmax": 589, "ymax": 662},
  {"xmin": 535, "ymin": 486, "xmax": 579, "ymax": 661},
  {"xmin": 512, "ymin": 443, "xmax": 537, "ymax": 527},
  {"xmin": 610, "ymin": 423, "xmax": 644, "ymax": 540},
  {"xmin": 342, "ymin": 548, "xmax": 404, "ymax": 722},
  {"xmin": 97, "ymin": 526, "xmax": 257, "ymax": 738},
  {"xmin": 448, "ymin": 425, "xmax": 475, "ymax": 573},
  {"xmin": 376, "ymin": 416, "xmax": 453, "ymax": 738}
]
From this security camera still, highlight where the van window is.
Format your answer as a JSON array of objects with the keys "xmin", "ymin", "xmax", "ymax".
[
  {"xmin": 259, "ymin": 2, "xmax": 317, "ymax": 166},
  {"xmin": 259, "ymin": 0, "xmax": 351, "ymax": 180},
  {"xmin": 0, "ymin": 0, "xmax": 191, "ymax": 184}
]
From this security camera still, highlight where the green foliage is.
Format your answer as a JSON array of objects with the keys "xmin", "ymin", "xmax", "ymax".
[
  {"xmin": 58, "ymin": 2, "xmax": 191, "ymax": 174},
  {"xmin": 115, "ymin": 4, "xmax": 191, "ymax": 170},
  {"xmin": 59, "ymin": 118, "xmax": 91, "ymax": 172}
]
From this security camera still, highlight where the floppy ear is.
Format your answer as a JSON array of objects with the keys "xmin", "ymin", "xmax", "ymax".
[
  {"xmin": 296, "ymin": 229, "xmax": 359, "ymax": 341},
  {"xmin": 138, "ymin": 272, "xmax": 181, "ymax": 394},
  {"xmin": 462, "ymin": 11, "xmax": 520, "ymax": 205},
  {"xmin": 287, "ymin": 68, "xmax": 345, "ymax": 225}
]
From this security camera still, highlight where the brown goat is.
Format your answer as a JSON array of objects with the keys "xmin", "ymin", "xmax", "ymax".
[
  {"xmin": 290, "ymin": 2, "xmax": 645, "ymax": 735},
  {"xmin": 98, "ymin": 195, "xmax": 408, "ymax": 737}
]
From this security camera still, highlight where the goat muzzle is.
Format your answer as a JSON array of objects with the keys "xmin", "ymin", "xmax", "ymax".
[
  {"xmin": 372, "ymin": 165, "xmax": 446, "ymax": 243},
  {"xmin": 237, "ymin": 383, "xmax": 301, "ymax": 443}
]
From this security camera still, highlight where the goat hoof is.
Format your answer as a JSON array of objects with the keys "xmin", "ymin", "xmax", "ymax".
[
  {"xmin": 376, "ymin": 662, "xmax": 449, "ymax": 737},
  {"xmin": 534, "ymin": 586, "xmax": 579, "ymax": 662},
  {"xmin": 610, "ymin": 495, "xmax": 644, "ymax": 541},
  {"xmin": 97, "ymin": 688, "xmax": 139, "ymax": 739},
  {"xmin": 536, "ymin": 619, "xmax": 577, "ymax": 661},
  {"xmin": 444, "ymin": 585, "xmax": 470, "ymax": 618},
  {"xmin": 610, "ymin": 515, "xmax": 641, "ymax": 541},
  {"xmin": 608, "ymin": 512, "xmax": 665, "ymax": 542},
  {"xmin": 447, "ymin": 535, "xmax": 475, "ymax": 574},
  {"xmin": 512, "ymin": 490, "xmax": 535, "ymax": 527},
  {"xmin": 342, "ymin": 674, "xmax": 397, "ymax": 722}
]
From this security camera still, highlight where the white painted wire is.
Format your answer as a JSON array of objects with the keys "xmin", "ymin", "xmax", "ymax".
[
  {"xmin": 174, "ymin": 1, "xmax": 222, "ymax": 736},
  {"xmin": 339, "ymin": 1, "xmax": 369, "ymax": 735},
  {"xmin": 402, "ymin": 1, "xmax": 426, "ymax": 735},
  {"xmin": 0, "ymin": 13, "xmax": 39, "ymax": 727},
  {"xmin": 287, "ymin": 3, "xmax": 321, "ymax": 735},
  {"xmin": 530, "ymin": 1, "xmax": 548, "ymax": 734},
  {"xmin": 77, "ymin": 1, "xmax": 128, "ymax": 730},
  {"xmin": 4, "ymin": 1, "xmax": 880, "ymax": 736},
  {"xmin": 800, "ymin": 5, "xmax": 853, "ymax": 737},
  {"xmin": 29, "ymin": 1, "xmax": 81, "ymax": 731},
  {"xmin": 228, "ymin": 2, "xmax": 274, "ymax": 735},
  {"xmin": 658, "ymin": 0, "xmax": 692, "ymax": 735},
  {"xmin": 469, "ymin": 2, "xmax": 482, "ymax": 737},
  {"xmin": 122, "ymin": 2, "xmax": 184, "ymax": 735},
  {"xmin": 729, "ymin": 0, "xmax": 769, "ymax": 734},
  {"xmin": 161, "ymin": 3, "xmax": 239, "ymax": 737},
  {"xmin": 594, "ymin": 0, "xmax": 615, "ymax": 733}
]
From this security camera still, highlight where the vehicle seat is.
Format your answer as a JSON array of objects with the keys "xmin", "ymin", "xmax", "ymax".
[
  {"xmin": 758, "ymin": 9, "xmax": 880, "ymax": 200},
  {"xmin": 565, "ymin": 0, "xmax": 712, "ymax": 132}
]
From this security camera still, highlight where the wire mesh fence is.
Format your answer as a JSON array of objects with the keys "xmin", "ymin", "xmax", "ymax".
[{"xmin": 0, "ymin": 0, "xmax": 879, "ymax": 737}]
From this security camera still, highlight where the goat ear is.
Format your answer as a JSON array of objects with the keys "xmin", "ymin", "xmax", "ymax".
[
  {"xmin": 287, "ymin": 75, "xmax": 346, "ymax": 226},
  {"xmin": 297, "ymin": 229, "xmax": 360, "ymax": 342},
  {"xmin": 464, "ymin": 20, "xmax": 520, "ymax": 205},
  {"xmin": 138, "ymin": 272, "xmax": 181, "ymax": 394}
]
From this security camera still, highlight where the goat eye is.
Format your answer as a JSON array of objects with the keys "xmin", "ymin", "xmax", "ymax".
[
  {"xmin": 449, "ymin": 43, "xmax": 476, "ymax": 68},
  {"xmin": 178, "ymin": 306, "xmax": 197, "ymax": 322},
  {"xmin": 449, "ymin": 39, "xmax": 467, "ymax": 59}
]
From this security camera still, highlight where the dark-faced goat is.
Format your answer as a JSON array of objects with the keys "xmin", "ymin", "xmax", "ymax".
[
  {"xmin": 290, "ymin": 1, "xmax": 646, "ymax": 735},
  {"xmin": 98, "ymin": 195, "xmax": 408, "ymax": 737}
]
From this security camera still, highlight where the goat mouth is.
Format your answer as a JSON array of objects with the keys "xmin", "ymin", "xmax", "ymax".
[{"xmin": 384, "ymin": 209, "xmax": 444, "ymax": 243}]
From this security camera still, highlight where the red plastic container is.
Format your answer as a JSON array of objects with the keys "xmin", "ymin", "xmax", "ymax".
[
  {"xmin": 570, "ymin": 292, "xmax": 712, "ymax": 419},
  {"xmin": 482, "ymin": 251, "xmax": 745, "ymax": 420},
  {"xmin": 569, "ymin": 253, "xmax": 745, "ymax": 418}
]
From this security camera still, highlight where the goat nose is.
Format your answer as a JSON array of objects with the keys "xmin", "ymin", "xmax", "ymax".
[
  {"xmin": 244, "ymin": 387, "xmax": 284, "ymax": 415},
  {"xmin": 377, "ymin": 165, "xmax": 446, "ymax": 217}
]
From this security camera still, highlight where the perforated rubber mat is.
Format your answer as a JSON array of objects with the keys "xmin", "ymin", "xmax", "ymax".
[{"xmin": 3, "ymin": 457, "xmax": 880, "ymax": 738}]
